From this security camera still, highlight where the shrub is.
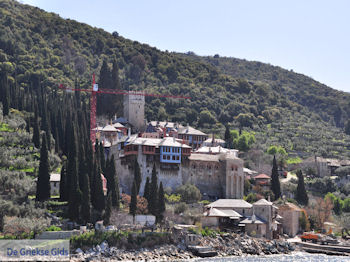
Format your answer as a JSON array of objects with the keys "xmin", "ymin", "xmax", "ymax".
[
  {"xmin": 343, "ymin": 199, "xmax": 350, "ymax": 212},
  {"xmin": 4, "ymin": 216, "xmax": 49, "ymax": 237},
  {"xmin": 176, "ymin": 184, "xmax": 201, "ymax": 204},
  {"xmin": 244, "ymin": 193, "xmax": 258, "ymax": 203},
  {"xmin": 201, "ymin": 227, "xmax": 217, "ymax": 238},
  {"xmin": 164, "ymin": 194, "xmax": 181, "ymax": 204},
  {"xmin": 199, "ymin": 200, "xmax": 210, "ymax": 205},
  {"xmin": 46, "ymin": 225, "xmax": 62, "ymax": 231},
  {"xmin": 174, "ymin": 202, "xmax": 188, "ymax": 214}
]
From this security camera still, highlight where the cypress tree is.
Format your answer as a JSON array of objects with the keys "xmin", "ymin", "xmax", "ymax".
[
  {"xmin": 149, "ymin": 163, "xmax": 158, "ymax": 216},
  {"xmin": 271, "ymin": 155, "xmax": 281, "ymax": 200},
  {"xmin": 345, "ymin": 120, "xmax": 350, "ymax": 136},
  {"xmin": 295, "ymin": 169, "xmax": 308, "ymax": 206},
  {"xmin": 134, "ymin": 158, "xmax": 141, "ymax": 195},
  {"xmin": 92, "ymin": 159, "xmax": 105, "ymax": 212},
  {"xmin": 111, "ymin": 59, "xmax": 123, "ymax": 116},
  {"xmin": 67, "ymin": 127, "xmax": 81, "ymax": 221},
  {"xmin": 111, "ymin": 59, "xmax": 121, "ymax": 90},
  {"xmin": 334, "ymin": 198, "xmax": 342, "ymax": 215},
  {"xmin": 99, "ymin": 142, "xmax": 106, "ymax": 174},
  {"xmin": 157, "ymin": 182, "xmax": 166, "ymax": 223},
  {"xmin": 59, "ymin": 156, "xmax": 67, "ymax": 201},
  {"xmin": 57, "ymin": 110, "xmax": 64, "ymax": 153},
  {"xmin": 26, "ymin": 117, "xmax": 30, "ymax": 133},
  {"xmin": 41, "ymin": 101, "xmax": 51, "ymax": 151},
  {"xmin": 63, "ymin": 112, "xmax": 72, "ymax": 157},
  {"xmin": 97, "ymin": 60, "xmax": 111, "ymax": 115},
  {"xmin": 109, "ymin": 155, "xmax": 120, "ymax": 208},
  {"xmin": 130, "ymin": 181, "xmax": 137, "ymax": 218},
  {"xmin": 104, "ymin": 193, "xmax": 112, "ymax": 225},
  {"xmin": 36, "ymin": 133, "xmax": 50, "ymax": 201},
  {"xmin": 32, "ymin": 107, "xmax": 40, "ymax": 149},
  {"xmin": 143, "ymin": 177, "xmax": 150, "ymax": 203},
  {"xmin": 81, "ymin": 172, "xmax": 91, "ymax": 223},
  {"xmin": 224, "ymin": 125, "xmax": 232, "ymax": 149},
  {"xmin": 0, "ymin": 212, "xmax": 3, "ymax": 232},
  {"xmin": 78, "ymin": 140, "xmax": 86, "ymax": 192},
  {"xmin": 2, "ymin": 74, "xmax": 9, "ymax": 117}
]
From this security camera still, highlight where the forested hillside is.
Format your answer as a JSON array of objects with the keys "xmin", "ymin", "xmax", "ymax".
[
  {"xmin": 0, "ymin": 0, "xmax": 350, "ymax": 158},
  {"xmin": 182, "ymin": 53, "xmax": 350, "ymax": 128}
]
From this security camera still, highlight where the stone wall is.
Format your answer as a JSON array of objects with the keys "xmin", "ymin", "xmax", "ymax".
[{"xmin": 36, "ymin": 230, "xmax": 80, "ymax": 239}]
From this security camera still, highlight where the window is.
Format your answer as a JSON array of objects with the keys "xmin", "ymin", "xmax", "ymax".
[
  {"xmin": 192, "ymin": 164, "xmax": 196, "ymax": 169},
  {"xmin": 172, "ymin": 156, "xmax": 175, "ymax": 160},
  {"xmin": 176, "ymin": 156, "xmax": 179, "ymax": 160},
  {"xmin": 167, "ymin": 155, "xmax": 170, "ymax": 160},
  {"xmin": 163, "ymin": 155, "xmax": 166, "ymax": 160}
]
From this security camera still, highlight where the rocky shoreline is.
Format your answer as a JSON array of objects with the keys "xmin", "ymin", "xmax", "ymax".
[{"xmin": 71, "ymin": 233, "xmax": 296, "ymax": 261}]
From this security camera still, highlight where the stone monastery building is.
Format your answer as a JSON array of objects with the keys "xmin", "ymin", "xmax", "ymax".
[{"xmin": 100, "ymin": 94, "xmax": 244, "ymax": 199}]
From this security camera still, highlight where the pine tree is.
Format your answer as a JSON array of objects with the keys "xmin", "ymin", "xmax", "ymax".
[
  {"xmin": 149, "ymin": 163, "xmax": 158, "ymax": 216},
  {"xmin": 224, "ymin": 125, "xmax": 232, "ymax": 149},
  {"xmin": 295, "ymin": 169, "xmax": 308, "ymax": 206},
  {"xmin": 36, "ymin": 133, "xmax": 50, "ymax": 201},
  {"xmin": 59, "ymin": 157, "xmax": 67, "ymax": 201},
  {"xmin": 143, "ymin": 177, "xmax": 150, "ymax": 203},
  {"xmin": 32, "ymin": 107, "xmax": 40, "ymax": 148},
  {"xmin": 130, "ymin": 181, "xmax": 137, "ymax": 218},
  {"xmin": 271, "ymin": 155, "xmax": 281, "ymax": 200},
  {"xmin": 134, "ymin": 158, "xmax": 141, "ymax": 195},
  {"xmin": 104, "ymin": 193, "xmax": 112, "ymax": 225},
  {"xmin": 157, "ymin": 182, "xmax": 166, "ymax": 223}
]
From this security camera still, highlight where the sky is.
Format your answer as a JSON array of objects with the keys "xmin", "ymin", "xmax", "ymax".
[{"xmin": 21, "ymin": 0, "xmax": 350, "ymax": 93}]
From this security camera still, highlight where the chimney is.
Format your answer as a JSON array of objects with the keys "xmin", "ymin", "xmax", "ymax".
[
  {"xmin": 268, "ymin": 195, "xmax": 271, "ymax": 202},
  {"xmin": 128, "ymin": 128, "xmax": 131, "ymax": 137}
]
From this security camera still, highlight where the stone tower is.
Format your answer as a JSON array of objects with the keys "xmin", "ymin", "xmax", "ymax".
[{"xmin": 123, "ymin": 91, "xmax": 145, "ymax": 131}]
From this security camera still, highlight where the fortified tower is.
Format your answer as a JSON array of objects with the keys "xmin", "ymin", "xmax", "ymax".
[{"xmin": 123, "ymin": 91, "xmax": 145, "ymax": 131}]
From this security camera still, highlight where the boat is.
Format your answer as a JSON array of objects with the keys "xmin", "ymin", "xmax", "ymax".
[{"xmin": 187, "ymin": 245, "xmax": 218, "ymax": 257}]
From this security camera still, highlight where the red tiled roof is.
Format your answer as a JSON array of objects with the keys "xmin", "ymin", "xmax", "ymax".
[{"xmin": 254, "ymin": 174, "xmax": 270, "ymax": 179}]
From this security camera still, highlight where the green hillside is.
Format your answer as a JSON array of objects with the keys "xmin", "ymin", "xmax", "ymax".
[
  {"xmin": 0, "ymin": 0, "xmax": 349, "ymax": 159},
  {"xmin": 182, "ymin": 53, "xmax": 350, "ymax": 128}
]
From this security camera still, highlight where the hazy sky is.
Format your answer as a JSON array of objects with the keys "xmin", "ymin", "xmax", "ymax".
[{"xmin": 21, "ymin": 0, "xmax": 350, "ymax": 93}]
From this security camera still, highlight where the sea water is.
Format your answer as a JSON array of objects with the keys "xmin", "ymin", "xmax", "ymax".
[{"xmin": 191, "ymin": 252, "xmax": 350, "ymax": 261}]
